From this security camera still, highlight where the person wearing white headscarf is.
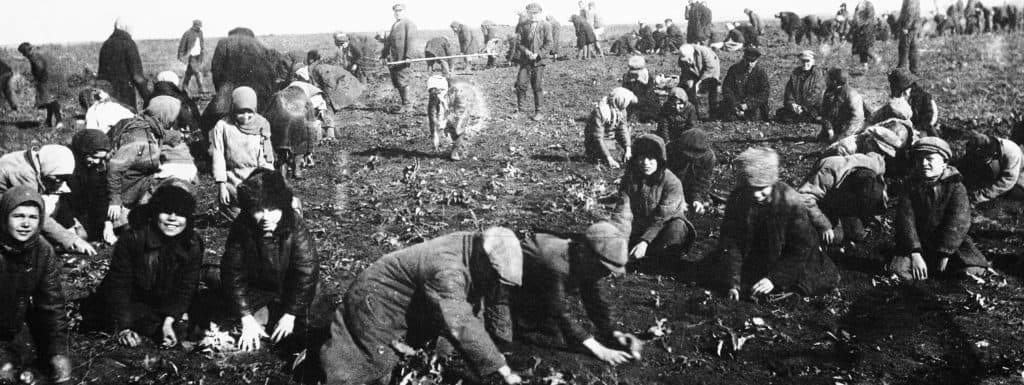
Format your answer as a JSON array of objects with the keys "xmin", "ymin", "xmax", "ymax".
[{"xmin": 584, "ymin": 88, "xmax": 637, "ymax": 168}]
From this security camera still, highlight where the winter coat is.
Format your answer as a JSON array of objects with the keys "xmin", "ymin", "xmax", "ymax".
[
  {"xmin": 221, "ymin": 214, "xmax": 318, "ymax": 318},
  {"xmin": 209, "ymin": 116, "xmax": 275, "ymax": 186},
  {"xmin": 517, "ymin": 234, "xmax": 616, "ymax": 343},
  {"xmin": 177, "ymin": 27, "xmax": 205, "ymax": 62},
  {"xmin": 664, "ymin": 24, "xmax": 685, "ymax": 49},
  {"xmin": 100, "ymin": 225, "xmax": 203, "ymax": 332},
  {"xmin": 515, "ymin": 19, "xmax": 553, "ymax": 65},
  {"xmin": 908, "ymin": 84, "xmax": 938, "ymax": 136},
  {"xmin": 798, "ymin": 153, "xmax": 886, "ymax": 232},
  {"xmin": 106, "ymin": 116, "xmax": 165, "ymax": 207},
  {"xmin": 678, "ymin": 44, "xmax": 721, "ymax": 82},
  {"xmin": 821, "ymin": 85, "xmax": 866, "ymax": 138},
  {"xmin": 24, "ymin": 50, "xmax": 64, "ymax": 105},
  {"xmin": 0, "ymin": 191, "xmax": 66, "ymax": 359},
  {"xmin": 783, "ymin": 65, "xmax": 826, "ymax": 115},
  {"xmin": 69, "ymin": 130, "xmax": 111, "ymax": 240},
  {"xmin": 424, "ymin": 37, "xmax": 454, "ymax": 59},
  {"xmin": 898, "ymin": 0, "xmax": 922, "ymax": 30},
  {"xmin": 958, "ymin": 137, "xmax": 1024, "ymax": 204},
  {"xmin": 584, "ymin": 103, "xmax": 631, "ymax": 162},
  {"xmin": 571, "ymin": 17, "xmax": 598, "ymax": 47},
  {"xmin": 320, "ymin": 232, "xmax": 508, "ymax": 385},
  {"xmin": 616, "ymin": 136, "xmax": 692, "ymax": 244},
  {"xmin": 146, "ymin": 81, "xmax": 201, "ymax": 132},
  {"xmin": 0, "ymin": 151, "xmax": 78, "ymax": 249},
  {"xmin": 720, "ymin": 182, "xmax": 839, "ymax": 295},
  {"xmin": 665, "ymin": 144, "xmax": 715, "ymax": 204},
  {"xmin": 657, "ymin": 101, "xmax": 697, "ymax": 141},
  {"xmin": 748, "ymin": 11, "xmax": 764, "ymax": 34},
  {"xmin": 210, "ymin": 32, "xmax": 283, "ymax": 113},
  {"xmin": 686, "ymin": 2, "xmax": 714, "ymax": 43},
  {"xmin": 383, "ymin": 18, "xmax": 418, "ymax": 61},
  {"xmin": 722, "ymin": 61, "xmax": 770, "ymax": 109},
  {"xmin": 453, "ymin": 23, "xmax": 479, "ymax": 54},
  {"xmin": 98, "ymin": 29, "xmax": 148, "ymax": 107},
  {"xmin": 0, "ymin": 59, "xmax": 11, "ymax": 78},
  {"xmin": 896, "ymin": 167, "xmax": 988, "ymax": 268}
]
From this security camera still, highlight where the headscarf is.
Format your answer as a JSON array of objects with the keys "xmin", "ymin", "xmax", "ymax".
[
  {"xmin": 597, "ymin": 87, "xmax": 637, "ymax": 127},
  {"xmin": 114, "ymin": 17, "xmax": 132, "ymax": 35},
  {"xmin": 157, "ymin": 71, "xmax": 180, "ymax": 84},
  {"xmin": 145, "ymin": 96, "xmax": 182, "ymax": 127},
  {"xmin": 36, "ymin": 145, "xmax": 76, "ymax": 176},
  {"xmin": 0, "ymin": 186, "xmax": 44, "ymax": 255}
]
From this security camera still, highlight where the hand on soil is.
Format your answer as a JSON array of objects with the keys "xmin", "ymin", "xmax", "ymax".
[
  {"xmin": 728, "ymin": 288, "xmax": 740, "ymax": 301},
  {"xmin": 239, "ymin": 315, "xmax": 268, "ymax": 352},
  {"xmin": 692, "ymin": 201, "xmax": 707, "ymax": 215},
  {"xmin": 630, "ymin": 241, "xmax": 649, "ymax": 259},
  {"xmin": 752, "ymin": 278, "xmax": 775, "ymax": 296},
  {"xmin": 219, "ymin": 184, "xmax": 232, "ymax": 206},
  {"xmin": 117, "ymin": 329, "xmax": 141, "ymax": 347},
  {"xmin": 911, "ymin": 252, "xmax": 928, "ymax": 280},
  {"xmin": 71, "ymin": 237, "xmax": 97, "ymax": 256},
  {"xmin": 271, "ymin": 313, "xmax": 296, "ymax": 343},
  {"xmin": 162, "ymin": 317, "xmax": 178, "ymax": 348}
]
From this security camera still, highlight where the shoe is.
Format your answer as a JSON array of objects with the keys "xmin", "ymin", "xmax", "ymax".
[{"xmin": 531, "ymin": 113, "xmax": 544, "ymax": 121}]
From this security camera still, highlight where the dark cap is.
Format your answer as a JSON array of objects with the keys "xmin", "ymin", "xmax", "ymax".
[{"xmin": 743, "ymin": 46, "xmax": 762, "ymax": 59}]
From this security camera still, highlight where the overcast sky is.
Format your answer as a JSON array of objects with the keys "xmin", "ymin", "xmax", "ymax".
[{"xmin": 0, "ymin": 0, "xmax": 999, "ymax": 46}]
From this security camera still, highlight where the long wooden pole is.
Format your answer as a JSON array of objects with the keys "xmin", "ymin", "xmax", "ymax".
[{"xmin": 386, "ymin": 53, "xmax": 497, "ymax": 66}]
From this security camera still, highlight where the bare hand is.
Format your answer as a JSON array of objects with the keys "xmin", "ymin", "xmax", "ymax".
[
  {"xmin": 504, "ymin": 373, "xmax": 523, "ymax": 385},
  {"xmin": 751, "ymin": 278, "xmax": 775, "ymax": 295},
  {"xmin": 71, "ymin": 238, "xmax": 97, "ymax": 256},
  {"xmin": 911, "ymin": 252, "xmax": 928, "ymax": 280},
  {"xmin": 692, "ymin": 201, "xmax": 707, "ymax": 215},
  {"xmin": 739, "ymin": 103, "xmax": 748, "ymax": 111},
  {"xmin": 238, "ymin": 315, "xmax": 268, "ymax": 352},
  {"xmin": 107, "ymin": 205, "xmax": 123, "ymax": 222},
  {"xmin": 270, "ymin": 313, "xmax": 296, "ymax": 343},
  {"xmin": 117, "ymin": 329, "xmax": 141, "ymax": 347},
  {"xmin": 219, "ymin": 184, "xmax": 231, "ymax": 206},
  {"xmin": 938, "ymin": 257, "xmax": 949, "ymax": 273},
  {"xmin": 822, "ymin": 229, "xmax": 836, "ymax": 244},
  {"xmin": 728, "ymin": 288, "xmax": 740, "ymax": 301},
  {"xmin": 593, "ymin": 345, "xmax": 633, "ymax": 365},
  {"xmin": 629, "ymin": 241, "xmax": 649, "ymax": 259},
  {"xmin": 606, "ymin": 157, "xmax": 620, "ymax": 169},
  {"xmin": 161, "ymin": 317, "xmax": 178, "ymax": 348}
]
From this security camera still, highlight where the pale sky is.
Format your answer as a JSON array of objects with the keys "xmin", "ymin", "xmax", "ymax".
[{"xmin": 0, "ymin": 0, "xmax": 1000, "ymax": 46}]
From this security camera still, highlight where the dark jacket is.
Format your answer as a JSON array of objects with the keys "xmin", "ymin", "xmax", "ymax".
[
  {"xmin": 69, "ymin": 130, "xmax": 111, "ymax": 240},
  {"xmin": 722, "ymin": 61, "xmax": 771, "ymax": 108},
  {"xmin": 720, "ymin": 182, "xmax": 839, "ymax": 295},
  {"xmin": 571, "ymin": 16, "xmax": 597, "ymax": 47},
  {"xmin": 424, "ymin": 37, "xmax": 454, "ymax": 58},
  {"xmin": 515, "ymin": 19, "xmax": 552, "ymax": 65},
  {"xmin": 0, "ymin": 58, "xmax": 11, "ymax": 78},
  {"xmin": 98, "ymin": 29, "xmax": 148, "ymax": 107},
  {"xmin": 898, "ymin": 0, "xmax": 922, "ymax": 30},
  {"xmin": 106, "ymin": 115, "xmax": 165, "ymax": 207},
  {"xmin": 657, "ymin": 99, "xmax": 697, "ymax": 140},
  {"xmin": 747, "ymin": 11, "xmax": 764, "ymax": 34},
  {"xmin": 518, "ymin": 234, "xmax": 616, "ymax": 343},
  {"xmin": 665, "ymin": 24, "xmax": 685, "ymax": 49},
  {"xmin": 821, "ymin": 84, "xmax": 865, "ymax": 138},
  {"xmin": 210, "ymin": 33, "xmax": 282, "ymax": 113},
  {"xmin": 25, "ymin": 50, "xmax": 64, "ymax": 104},
  {"xmin": 616, "ymin": 135, "xmax": 692, "ymax": 243},
  {"xmin": 686, "ymin": 2, "xmax": 714, "ymax": 43},
  {"xmin": 383, "ymin": 18, "xmax": 418, "ymax": 61},
  {"xmin": 896, "ymin": 167, "xmax": 988, "ymax": 268},
  {"xmin": 177, "ymin": 27, "xmax": 205, "ymax": 62},
  {"xmin": 783, "ymin": 65, "xmax": 826, "ymax": 115},
  {"xmin": 453, "ymin": 22, "xmax": 478, "ymax": 54},
  {"xmin": 908, "ymin": 84, "xmax": 937, "ymax": 136},
  {"xmin": 101, "ymin": 225, "xmax": 204, "ymax": 332},
  {"xmin": 666, "ymin": 145, "xmax": 715, "ymax": 204},
  {"xmin": 221, "ymin": 213, "xmax": 319, "ymax": 318},
  {"xmin": 0, "ymin": 189, "xmax": 66, "ymax": 360},
  {"xmin": 146, "ymin": 81, "xmax": 201, "ymax": 132},
  {"xmin": 777, "ymin": 12, "xmax": 802, "ymax": 39},
  {"xmin": 735, "ymin": 25, "xmax": 760, "ymax": 46}
]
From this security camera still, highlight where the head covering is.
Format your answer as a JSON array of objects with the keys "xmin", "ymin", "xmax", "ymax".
[
  {"xmin": 884, "ymin": 97, "xmax": 913, "ymax": 120},
  {"xmin": 584, "ymin": 222, "xmax": 628, "ymax": 274},
  {"xmin": 597, "ymin": 88, "xmax": 637, "ymax": 126},
  {"xmin": 232, "ymin": 86, "xmax": 258, "ymax": 112},
  {"xmin": 426, "ymin": 74, "xmax": 449, "ymax": 91},
  {"xmin": 888, "ymin": 68, "xmax": 914, "ymax": 94},
  {"xmin": 0, "ymin": 186, "xmax": 44, "ymax": 252},
  {"xmin": 633, "ymin": 134, "xmax": 667, "ymax": 164},
  {"xmin": 333, "ymin": 32, "xmax": 349, "ymax": 44},
  {"xmin": 735, "ymin": 147, "xmax": 779, "ymax": 187},
  {"xmin": 146, "ymin": 96, "xmax": 182, "ymax": 127},
  {"xmin": 157, "ymin": 71, "xmax": 180, "ymax": 84},
  {"xmin": 679, "ymin": 44, "xmax": 695, "ymax": 60},
  {"xmin": 481, "ymin": 227, "xmax": 523, "ymax": 286},
  {"xmin": 743, "ymin": 46, "xmax": 762, "ymax": 60},
  {"xmin": 607, "ymin": 87, "xmax": 637, "ymax": 110},
  {"xmin": 17, "ymin": 42, "xmax": 31, "ymax": 56},
  {"xmin": 450, "ymin": 21, "xmax": 461, "ymax": 30},
  {"xmin": 910, "ymin": 137, "xmax": 952, "ymax": 160},
  {"xmin": 70, "ymin": 129, "xmax": 111, "ymax": 157},
  {"xmin": 744, "ymin": 8, "xmax": 752, "ymax": 13},
  {"xmin": 627, "ymin": 55, "xmax": 646, "ymax": 70},
  {"xmin": 864, "ymin": 125, "xmax": 902, "ymax": 157},
  {"xmin": 295, "ymin": 66, "xmax": 310, "ymax": 81},
  {"xmin": 677, "ymin": 129, "xmax": 711, "ymax": 158},
  {"xmin": 392, "ymin": 3, "xmax": 406, "ymax": 11},
  {"xmin": 36, "ymin": 145, "xmax": 75, "ymax": 176},
  {"xmin": 827, "ymin": 68, "xmax": 849, "ymax": 87},
  {"xmin": 114, "ymin": 17, "xmax": 132, "ymax": 35},
  {"xmin": 799, "ymin": 50, "xmax": 814, "ymax": 60},
  {"xmin": 147, "ymin": 183, "xmax": 197, "ymax": 220},
  {"xmin": 669, "ymin": 87, "xmax": 688, "ymax": 102},
  {"xmin": 525, "ymin": 2, "xmax": 543, "ymax": 14},
  {"xmin": 725, "ymin": 22, "xmax": 736, "ymax": 30},
  {"xmin": 237, "ymin": 169, "xmax": 294, "ymax": 214}
]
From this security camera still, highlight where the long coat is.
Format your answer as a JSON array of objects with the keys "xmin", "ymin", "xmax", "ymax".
[
  {"xmin": 721, "ymin": 61, "xmax": 770, "ymax": 110},
  {"xmin": 384, "ymin": 18, "xmax": 418, "ymax": 62},
  {"xmin": 720, "ymin": 182, "xmax": 840, "ymax": 295},
  {"xmin": 209, "ymin": 33, "xmax": 282, "ymax": 114},
  {"xmin": 783, "ymin": 65, "xmax": 826, "ymax": 115},
  {"xmin": 320, "ymin": 232, "xmax": 508, "ymax": 385},
  {"xmin": 896, "ymin": 167, "xmax": 988, "ymax": 268},
  {"xmin": 98, "ymin": 29, "xmax": 148, "ymax": 108}
]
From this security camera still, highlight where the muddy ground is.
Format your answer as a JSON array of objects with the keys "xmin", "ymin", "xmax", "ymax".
[{"xmin": 3, "ymin": 24, "xmax": 1024, "ymax": 385}]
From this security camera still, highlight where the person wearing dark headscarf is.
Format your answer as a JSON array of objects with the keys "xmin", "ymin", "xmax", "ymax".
[
  {"xmin": 615, "ymin": 134, "xmax": 696, "ymax": 264},
  {"xmin": 87, "ymin": 183, "xmax": 202, "ymax": 349},
  {"xmin": 98, "ymin": 17, "xmax": 149, "ymax": 109},
  {"xmin": 221, "ymin": 169, "xmax": 318, "ymax": 352},
  {"xmin": 0, "ymin": 186, "xmax": 71, "ymax": 383},
  {"xmin": 666, "ymin": 129, "xmax": 716, "ymax": 215},
  {"xmin": 18, "ymin": 43, "xmax": 66, "ymax": 128},
  {"xmin": 69, "ymin": 129, "xmax": 113, "ymax": 244}
]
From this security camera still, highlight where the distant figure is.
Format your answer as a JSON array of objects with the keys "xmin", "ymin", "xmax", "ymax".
[
  {"xmin": 423, "ymin": 37, "xmax": 454, "ymax": 76},
  {"xmin": 545, "ymin": 15, "xmax": 562, "ymax": 58},
  {"xmin": 637, "ymin": 22, "xmax": 656, "ymax": 53},
  {"xmin": 836, "ymin": 3, "xmax": 852, "ymax": 38},
  {"xmin": 819, "ymin": 68, "xmax": 866, "ymax": 142},
  {"xmin": 78, "ymin": 88, "xmax": 134, "ymax": 134},
  {"xmin": 570, "ymin": 14, "xmax": 599, "ymax": 59},
  {"xmin": 18, "ymin": 42, "xmax": 65, "ymax": 128},
  {"xmin": 426, "ymin": 75, "xmax": 488, "ymax": 161},
  {"xmin": 513, "ymin": 3, "xmax": 552, "ymax": 120},
  {"xmin": 896, "ymin": 0, "xmax": 921, "ymax": 74},
  {"xmin": 888, "ymin": 69, "xmax": 937, "ymax": 136},
  {"xmin": 851, "ymin": 0, "xmax": 880, "ymax": 70},
  {"xmin": 798, "ymin": 15, "xmax": 821, "ymax": 44},
  {"xmin": 652, "ymin": 23, "xmax": 667, "ymax": 53},
  {"xmin": 147, "ymin": 71, "xmax": 202, "ymax": 134},
  {"xmin": 776, "ymin": 12, "xmax": 802, "ymax": 42},
  {"xmin": 584, "ymin": 88, "xmax": 637, "ymax": 168},
  {"xmin": 744, "ymin": 8, "xmax": 764, "ymax": 35},
  {"xmin": 382, "ymin": 3, "xmax": 417, "ymax": 114},
  {"xmin": 663, "ymin": 19, "xmax": 685, "ymax": 51},
  {"xmin": 177, "ymin": 19, "xmax": 206, "ymax": 93},
  {"xmin": 451, "ymin": 21, "xmax": 478, "ymax": 70},
  {"xmin": 677, "ymin": 44, "xmax": 721, "ymax": 119},
  {"xmin": 721, "ymin": 47, "xmax": 771, "ymax": 122},
  {"xmin": 98, "ymin": 17, "xmax": 148, "ymax": 110},
  {"xmin": 0, "ymin": 57, "xmax": 18, "ymax": 111},
  {"xmin": 685, "ymin": 0, "xmax": 714, "ymax": 44},
  {"xmin": 328, "ymin": 33, "xmax": 363, "ymax": 80},
  {"xmin": 586, "ymin": 1, "xmax": 607, "ymax": 56},
  {"xmin": 481, "ymin": 20, "xmax": 501, "ymax": 68},
  {"xmin": 610, "ymin": 32, "xmax": 641, "ymax": 56}
]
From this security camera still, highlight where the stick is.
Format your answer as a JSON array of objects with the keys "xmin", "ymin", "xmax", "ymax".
[{"xmin": 386, "ymin": 53, "xmax": 497, "ymax": 66}]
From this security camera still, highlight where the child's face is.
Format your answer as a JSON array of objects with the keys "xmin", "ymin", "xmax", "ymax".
[
  {"xmin": 916, "ymin": 153, "xmax": 947, "ymax": 179},
  {"xmin": 157, "ymin": 212, "xmax": 187, "ymax": 237},
  {"xmin": 7, "ymin": 205, "xmax": 40, "ymax": 242},
  {"xmin": 234, "ymin": 110, "xmax": 255, "ymax": 125}
]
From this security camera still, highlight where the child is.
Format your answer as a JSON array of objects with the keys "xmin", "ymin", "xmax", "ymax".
[
  {"xmin": 584, "ymin": 88, "xmax": 636, "ymax": 168},
  {"xmin": 209, "ymin": 86, "xmax": 275, "ymax": 218}
]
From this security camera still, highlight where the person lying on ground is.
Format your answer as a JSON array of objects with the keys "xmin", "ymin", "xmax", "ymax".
[
  {"xmin": 616, "ymin": 134, "xmax": 696, "ymax": 263},
  {"xmin": 888, "ymin": 137, "xmax": 990, "ymax": 280},
  {"xmin": 957, "ymin": 132, "xmax": 1024, "ymax": 205},
  {"xmin": 666, "ymin": 129, "xmax": 716, "ymax": 215},
  {"xmin": 722, "ymin": 147, "xmax": 840, "ymax": 301},
  {"xmin": 677, "ymin": 44, "xmax": 721, "ymax": 119},
  {"xmin": 209, "ymin": 86, "xmax": 275, "ymax": 219},
  {"xmin": 0, "ymin": 145, "xmax": 95, "ymax": 256},
  {"xmin": 721, "ymin": 47, "xmax": 771, "ymax": 122},
  {"xmin": 584, "ymin": 88, "xmax": 637, "ymax": 168},
  {"xmin": 0, "ymin": 187, "xmax": 71, "ymax": 384},
  {"xmin": 657, "ymin": 87, "xmax": 697, "ymax": 141},
  {"xmin": 84, "ymin": 183, "xmax": 201, "ymax": 349},
  {"xmin": 775, "ymin": 50, "xmax": 825, "ymax": 124},
  {"xmin": 320, "ymin": 227, "xmax": 524, "ymax": 385},
  {"xmin": 222, "ymin": 169, "xmax": 318, "ymax": 352},
  {"xmin": 819, "ymin": 68, "xmax": 865, "ymax": 142}
]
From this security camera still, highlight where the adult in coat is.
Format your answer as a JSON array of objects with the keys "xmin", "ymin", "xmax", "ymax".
[
  {"xmin": 722, "ymin": 148, "xmax": 840, "ymax": 300},
  {"xmin": 721, "ymin": 47, "xmax": 771, "ymax": 122},
  {"xmin": 98, "ymin": 18, "xmax": 149, "ymax": 110},
  {"xmin": 383, "ymin": 3, "xmax": 418, "ymax": 113},
  {"xmin": 776, "ymin": 12, "xmax": 802, "ymax": 42},
  {"xmin": 451, "ymin": 21, "xmax": 478, "ymax": 69},
  {"xmin": 745, "ymin": 9, "xmax": 764, "ymax": 35},
  {"xmin": 0, "ymin": 187, "xmax": 71, "ymax": 383},
  {"xmin": 18, "ymin": 43, "xmax": 65, "ymax": 128},
  {"xmin": 146, "ymin": 71, "xmax": 201, "ymax": 134},
  {"xmin": 177, "ymin": 19, "xmax": 206, "ymax": 93},
  {"xmin": 663, "ymin": 19, "xmax": 685, "ymax": 51},
  {"xmin": 851, "ymin": 1, "xmax": 879, "ymax": 70},
  {"xmin": 677, "ymin": 44, "xmax": 721, "ymax": 118},
  {"xmin": 205, "ymin": 27, "xmax": 283, "ymax": 130},
  {"xmin": 0, "ymin": 58, "xmax": 17, "ymax": 111},
  {"xmin": 775, "ymin": 50, "xmax": 826, "ymax": 123},
  {"xmin": 685, "ymin": 0, "xmax": 714, "ymax": 44},
  {"xmin": 958, "ymin": 132, "xmax": 1024, "ymax": 204},
  {"xmin": 570, "ymin": 14, "xmax": 599, "ymax": 59},
  {"xmin": 68, "ymin": 129, "xmax": 113, "ymax": 244},
  {"xmin": 320, "ymin": 227, "xmax": 525, "ymax": 385},
  {"xmin": 897, "ymin": 0, "xmax": 921, "ymax": 74},
  {"xmin": 513, "ymin": 3, "xmax": 552, "ymax": 121}
]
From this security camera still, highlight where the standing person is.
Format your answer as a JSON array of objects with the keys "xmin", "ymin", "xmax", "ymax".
[
  {"xmin": 17, "ymin": 43, "xmax": 64, "ymax": 128},
  {"xmin": 98, "ymin": 17, "xmax": 148, "ymax": 110},
  {"xmin": 775, "ymin": 50, "xmax": 826, "ymax": 123},
  {"xmin": 570, "ymin": 14, "xmax": 598, "ymax": 60},
  {"xmin": 745, "ymin": 8, "xmax": 764, "ymax": 35},
  {"xmin": 819, "ymin": 68, "xmax": 865, "ymax": 142},
  {"xmin": 221, "ymin": 169, "xmax": 318, "ymax": 352},
  {"xmin": 481, "ymin": 20, "xmax": 501, "ymax": 68},
  {"xmin": 545, "ymin": 15, "xmax": 562, "ymax": 58},
  {"xmin": 209, "ymin": 87, "xmax": 275, "ymax": 218},
  {"xmin": 836, "ymin": 3, "xmax": 851, "ymax": 39},
  {"xmin": 0, "ymin": 187, "xmax": 72, "ymax": 384},
  {"xmin": 177, "ymin": 19, "xmax": 206, "ymax": 94},
  {"xmin": 721, "ymin": 47, "xmax": 771, "ymax": 122},
  {"xmin": 513, "ymin": 3, "xmax": 552, "ymax": 121},
  {"xmin": 320, "ymin": 227, "xmax": 525, "ymax": 385},
  {"xmin": 451, "ymin": 21, "xmax": 478, "ymax": 70},
  {"xmin": 888, "ymin": 138, "xmax": 989, "ymax": 280},
  {"xmin": 851, "ymin": 0, "xmax": 880, "ymax": 71},
  {"xmin": 686, "ymin": 0, "xmax": 714, "ymax": 44},
  {"xmin": 586, "ymin": 2, "xmax": 607, "ymax": 56},
  {"xmin": 677, "ymin": 44, "xmax": 721, "ymax": 119},
  {"xmin": 616, "ymin": 134, "xmax": 696, "ymax": 264},
  {"xmin": 382, "ymin": 3, "xmax": 417, "ymax": 114},
  {"xmin": 584, "ymin": 88, "xmax": 636, "ymax": 168},
  {"xmin": 722, "ymin": 148, "xmax": 840, "ymax": 300},
  {"xmin": 897, "ymin": 0, "xmax": 920, "ymax": 74},
  {"xmin": 0, "ymin": 58, "xmax": 17, "ymax": 111},
  {"xmin": 666, "ymin": 129, "xmax": 716, "ymax": 214}
]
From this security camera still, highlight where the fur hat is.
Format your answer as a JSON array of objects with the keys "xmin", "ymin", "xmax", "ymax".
[
  {"xmin": 677, "ymin": 129, "xmax": 711, "ymax": 158},
  {"xmin": 236, "ymin": 169, "xmax": 294, "ymax": 213},
  {"xmin": 627, "ymin": 55, "xmax": 646, "ymax": 70},
  {"xmin": 888, "ymin": 68, "xmax": 914, "ymax": 94},
  {"xmin": 36, "ymin": 145, "xmax": 75, "ymax": 176},
  {"xmin": 70, "ymin": 129, "xmax": 111, "ymax": 156},
  {"xmin": 157, "ymin": 71, "xmax": 180, "ymax": 84},
  {"xmin": 231, "ymin": 86, "xmax": 258, "ymax": 112},
  {"xmin": 633, "ymin": 134, "xmax": 667, "ymax": 164},
  {"xmin": 735, "ymin": 147, "xmax": 779, "ymax": 187},
  {"xmin": 910, "ymin": 137, "xmax": 952, "ymax": 160},
  {"xmin": 146, "ymin": 96, "xmax": 182, "ymax": 126},
  {"xmin": 584, "ymin": 221, "xmax": 627, "ymax": 275},
  {"xmin": 482, "ymin": 227, "xmax": 523, "ymax": 286},
  {"xmin": 147, "ymin": 183, "xmax": 197, "ymax": 219}
]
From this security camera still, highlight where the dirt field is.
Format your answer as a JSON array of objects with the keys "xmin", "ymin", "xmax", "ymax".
[{"xmin": 3, "ymin": 22, "xmax": 1024, "ymax": 385}]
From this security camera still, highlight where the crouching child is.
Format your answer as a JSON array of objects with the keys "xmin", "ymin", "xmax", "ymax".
[
  {"xmin": 584, "ymin": 88, "xmax": 637, "ymax": 168},
  {"xmin": 427, "ymin": 75, "xmax": 488, "ymax": 161}
]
